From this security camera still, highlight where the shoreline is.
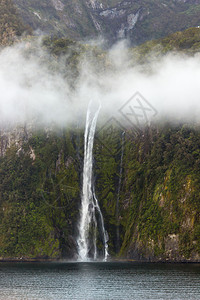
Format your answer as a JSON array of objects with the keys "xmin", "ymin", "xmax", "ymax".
[{"xmin": 0, "ymin": 257, "xmax": 200, "ymax": 263}]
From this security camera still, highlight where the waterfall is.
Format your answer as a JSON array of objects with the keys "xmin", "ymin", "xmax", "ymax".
[
  {"xmin": 116, "ymin": 131, "xmax": 125, "ymax": 253},
  {"xmin": 77, "ymin": 101, "xmax": 109, "ymax": 261},
  {"xmin": 93, "ymin": 191, "xmax": 109, "ymax": 261}
]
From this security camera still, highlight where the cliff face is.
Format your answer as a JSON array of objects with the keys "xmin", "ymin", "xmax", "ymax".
[
  {"xmin": 0, "ymin": 125, "xmax": 30, "ymax": 157},
  {"xmin": 0, "ymin": 127, "xmax": 81, "ymax": 259},
  {"xmin": 93, "ymin": 124, "xmax": 200, "ymax": 262},
  {"xmin": 0, "ymin": 29, "xmax": 200, "ymax": 261},
  {"xmin": 118, "ymin": 126, "xmax": 200, "ymax": 262},
  {"xmin": 13, "ymin": 0, "xmax": 200, "ymax": 45},
  {"xmin": 0, "ymin": 123, "xmax": 200, "ymax": 261}
]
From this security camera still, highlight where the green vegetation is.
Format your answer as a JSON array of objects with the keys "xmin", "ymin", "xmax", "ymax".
[
  {"xmin": 1, "ymin": 122, "xmax": 200, "ymax": 260},
  {"xmin": 118, "ymin": 125, "xmax": 200, "ymax": 260},
  {"xmin": 0, "ymin": 129, "xmax": 81, "ymax": 258},
  {"xmin": 0, "ymin": 27, "xmax": 200, "ymax": 260},
  {"xmin": 132, "ymin": 27, "xmax": 200, "ymax": 62},
  {"xmin": 92, "ymin": 122, "xmax": 200, "ymax": 260}
]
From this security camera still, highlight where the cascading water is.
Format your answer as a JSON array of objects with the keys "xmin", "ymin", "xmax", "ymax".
[
  {"xmin": 77, "ymin": 101, "xmax": 108, "ymax": 261},
  {"xmin": 93, "ymin": 191, "xmax": 109, "ymax": 260}
]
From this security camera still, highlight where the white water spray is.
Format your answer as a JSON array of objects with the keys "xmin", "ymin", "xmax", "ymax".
[{"xmin": 77, "ymin": 101, "xmax": 109, "ymax": 261}]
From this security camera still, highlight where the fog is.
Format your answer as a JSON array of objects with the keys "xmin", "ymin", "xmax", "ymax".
[{"xmin": 0, "ymin": 39, "xmax": 200, "ymax": 129}]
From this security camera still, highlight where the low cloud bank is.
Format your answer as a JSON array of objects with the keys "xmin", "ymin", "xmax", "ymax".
[{"xmin": 0, "ymin": 40, "xmax": 200, "ymax": 129}]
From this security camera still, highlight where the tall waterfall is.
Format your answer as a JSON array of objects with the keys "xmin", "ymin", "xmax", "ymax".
[{"xmin": 77, "ymin": 101, "xmax": 108, "ymax": 261}]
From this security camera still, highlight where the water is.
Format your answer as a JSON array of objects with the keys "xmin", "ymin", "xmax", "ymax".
[
  {"xmin": 0, "ymin": 262, "xmax": 200, "ymax": 300},
  {"xmin": 77, "ymin": 101, "xmax": 108, "ymax": 261}
]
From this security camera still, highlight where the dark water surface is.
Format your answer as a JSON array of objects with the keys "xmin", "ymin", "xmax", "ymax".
[{"xmin": 0, "ymin": 262, "xmax": 199, "ymax": 299}]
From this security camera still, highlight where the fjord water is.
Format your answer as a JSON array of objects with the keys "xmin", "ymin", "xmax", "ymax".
[{"xmin": 0, "ymin": 262, "xmax": 200, "ymax": 300}]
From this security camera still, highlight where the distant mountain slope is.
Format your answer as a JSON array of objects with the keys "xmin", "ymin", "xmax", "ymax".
[
  {"xmin": 0, "ymin": 0, "xmax": 30, "ymax": 45},
  {"xmin": 13, "ymin": 0, "xmax": 200, "ymax": 44},
  {"xmin": 130, "ymin": 27, "xmax": 200, "ymax": 65}
]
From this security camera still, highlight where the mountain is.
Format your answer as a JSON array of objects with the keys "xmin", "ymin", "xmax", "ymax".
[
  {"xmin": 13, "ymin": 0, "xmax": 200, "ymax": 45},
  {"xmin": 0, "ymin": 28, "xmax": 200, "ymax": 261},
  {"xmin": 0, "ymin": 0, "xmax": 31, "ymax": 45}
]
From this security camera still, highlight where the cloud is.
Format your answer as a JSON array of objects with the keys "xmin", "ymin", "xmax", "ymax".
[
  {"xmin": 0, "ymin": 39, "xmax": 200, "ymax": 129},
  {"xmin": 0, "ymin": 41, "xmax": 71, "ymax": 126}
]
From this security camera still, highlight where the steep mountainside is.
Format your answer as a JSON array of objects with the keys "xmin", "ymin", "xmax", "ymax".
[
  {"xmin": 0, "ymin": 28, "xmax": 200, "ymax": 261},
  {"xmin": 13, "ymin": 0, "xmax": 200, "ymax": 45},
  {"xmin": 1, "ymin": 120, "xmax": 200, "ymax": 261},
  {"xmin": 0, "ymin": 0, "xmax": 31, "ymax": 45}
]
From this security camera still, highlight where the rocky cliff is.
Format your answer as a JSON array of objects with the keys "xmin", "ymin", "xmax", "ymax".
[{"xmin": 1, "ymin": 122, "xmax": 200, "ymax": 261}]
